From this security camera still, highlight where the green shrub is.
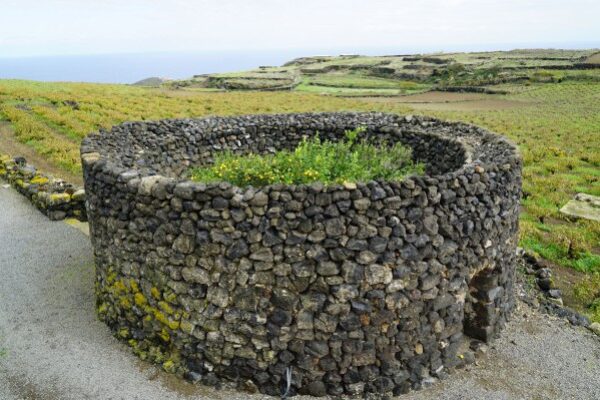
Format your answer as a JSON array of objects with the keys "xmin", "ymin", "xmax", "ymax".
[{"xmin": 190, "ymin": 127, "xmax": 423, "ymax": 186}]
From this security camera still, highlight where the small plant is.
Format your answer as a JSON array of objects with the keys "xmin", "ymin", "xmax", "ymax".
[{"xmin": 190, "ymin": 127, "xmax": 423, "ymax": 186}]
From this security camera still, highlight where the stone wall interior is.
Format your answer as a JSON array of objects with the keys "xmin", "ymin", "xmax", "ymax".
[{"xmin": 81, "ymin": 112, "xmax": 522, "ymax": 397}]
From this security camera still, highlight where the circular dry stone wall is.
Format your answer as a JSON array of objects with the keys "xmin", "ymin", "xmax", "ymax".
[{"xmin": 81, "ymin": 112, "xmax": 521, "ymax": 397}]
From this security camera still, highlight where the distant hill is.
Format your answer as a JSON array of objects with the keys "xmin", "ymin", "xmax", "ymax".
[
  {"xmin": 161, "ymin": 49, "xmax": 600, "ymax": 95},
  {"xmin": 132, "ymin": 77, "xmax": 171, "ymax": 87},
  {"xmin": 583, "ymin": 52, "xmax": 600, "ymax": 65}
]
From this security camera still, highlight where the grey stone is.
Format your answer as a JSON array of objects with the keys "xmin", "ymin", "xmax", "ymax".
[
  {"xmin": 317, "ymin": 261, "xmax": 339, "ymax": 276},
  {"xmin": 250, "ymin": 248, "xmax": 273, "ymax": 262},
  {"xmin": 207, "ymin": 287, "xmax": 229, "ymax": 307},
  {"xmin": 173, "ymin": 235, "xmax": 195, "ymax": 254},
  {"xmin": 420, "ymin": 275, "xmax": 440, "ymax": 291},
  {"xmin": 250, "ymin": 192, "xmax": 269, "ymax": 207},
  {"xmin": 366, "ymin": 264, "xmax": 393, "ymax": 285},
  {"xmin": 301, "ymin": 381, "xmax": 327, "ymax": 397},
  {"xmin": 297, "ymin": 310, "xmax": 314, "ymax": 330},
  {"xmin": 226, "ymin": 240, "xmax": 249, "ymax": 259},
  {"xmin": 354, "ymin": 198, "xmax": 371, "ymax": 211},
  {"xmin": 357, "ymin": 251, "xmax": 377, "ymax": 265},
  {"xmin": 422, "ymin": 215, "xmax": 439, "ymax": 235},
  {"xmin": 346, "ymin": 238, "xmax": 368, "ymax": 251},
  {"xmin": 181, "ymin": 267, "xmax": 210, "ymax": 284},
  {"xmin": 340, "ymin": 262, "xmax": 364, "ymax": 284},
  {"xmin": 325, "ymin": 218, "xmax": 345, "ymax": 237},
  {"xmin": 369, "ymin": 237, "xmax": 388, "ymax": 253},
  {"xmin": 333, "ymin": 284, "xmax": 359, "ymax": 302}
]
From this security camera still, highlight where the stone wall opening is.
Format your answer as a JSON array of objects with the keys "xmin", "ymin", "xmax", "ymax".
[
  {"xmin": 81, "ymin": 112, "xmax": 521, "ymax": 397},
  {"xmin": 464, "ymin": 267, "xmax": 503, "ymax": 341}
]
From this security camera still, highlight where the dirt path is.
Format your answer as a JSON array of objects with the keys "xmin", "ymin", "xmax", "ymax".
[
  {"xmin": 356, "ymin": 91, "xmax": 529, "ymax": 111},
  {"xmin": 0, "ymin": 121, "xmax": 83, "ymax": 185},
  {"xmin": 0, "ymin": 184, "xmax": 598, "ymax": 400}
]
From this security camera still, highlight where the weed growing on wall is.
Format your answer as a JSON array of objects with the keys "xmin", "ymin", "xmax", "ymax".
[{"xmin": 190, "ymin": 127, "xmax": 424, "ymax": 186}]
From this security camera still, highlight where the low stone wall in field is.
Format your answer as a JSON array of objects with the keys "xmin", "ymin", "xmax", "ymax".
[
  {"xmin": 81, "ymin": 112, "xmax": 521, "ymax": 397},
  {"xmin": 0, "ymin": 155, "xmax": 86, "ymax": 221}
]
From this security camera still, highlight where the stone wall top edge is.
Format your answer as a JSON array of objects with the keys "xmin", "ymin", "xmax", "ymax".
[{"xmin": 81, "ymin": 112, "xmax": 520, "ymax": 192}]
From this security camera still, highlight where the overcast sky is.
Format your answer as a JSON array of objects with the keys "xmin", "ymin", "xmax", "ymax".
[{"xmin": 1, "ymin": 0, "xmax": 599, "ymax": 57}]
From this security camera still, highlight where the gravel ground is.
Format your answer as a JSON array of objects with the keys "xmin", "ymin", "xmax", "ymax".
[{"xmin": 0, "ymin": 184, "xmax": 598, "ymax": 400}]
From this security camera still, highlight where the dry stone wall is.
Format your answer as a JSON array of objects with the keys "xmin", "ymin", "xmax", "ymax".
[
  {"xmin": 0, "ymin": 155, "xmax": 86, "ymax": 221},
  {"xmin": 81, "ymin": 112, "xmax": 521, "ymax": 397}
]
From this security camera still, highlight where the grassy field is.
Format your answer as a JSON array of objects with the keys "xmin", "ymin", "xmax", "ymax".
[
  {"xmin": 1, "ymin": 49, "xmax": 599, "ymax": 320},
  {"xmin": 0, "ymin": 80, "xmax": 396, "ymax": 175}
]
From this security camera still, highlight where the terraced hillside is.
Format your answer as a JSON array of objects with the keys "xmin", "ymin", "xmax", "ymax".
[{"xmin": 161, "ymin": 49, "xmax": 600, "ymax": 95}]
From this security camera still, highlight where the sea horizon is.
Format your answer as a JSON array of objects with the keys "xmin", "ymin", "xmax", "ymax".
[{"xmin": 0, "ymin": 42, "xmax": 598, "ymax": 84}]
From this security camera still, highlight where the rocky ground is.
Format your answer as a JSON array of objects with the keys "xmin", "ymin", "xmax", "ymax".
[{"xmin": 0, "ymin": 184, "xmax": 598, "ymax": 400}]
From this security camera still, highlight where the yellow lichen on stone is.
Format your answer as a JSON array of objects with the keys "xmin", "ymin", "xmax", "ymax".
[
  {"xmin": 148, "ymin": 306, "xmax": 180, "ymax": 331},
  {"xmin": 164, "ymin": 292, "xmax": 177, "ymax": 304},
  {"xmin": 129, "ymin": 279, "xmax": 140, "ymax": 293},
  {"xmin": 134, "ymin": 292, "xmax": 147, "ymax": 307},
  {"xmin": 94, "ymin": 267, "xmax": 189, "ymax": 379},
  {"xmin": 107, "ymin": 271, "xmax": 117, "ymax": 284},
  {"xmin": 151, "ymin": 287, "xmax": 161, "ymax": 300},
  {"xmin": 113, "ymin": 279, "xmax": 127, "ymax": 294},
  {"xmin": 120, "ymin": 297, "xmax": 132, "ymax": 310},
  {"xmin": 154, "ymin": 310, "xmax": 170, "ymax": 326},
  {"xmin": 159, "ymin": 328, "xmax": 170, "ymax": 342},
  {"xmin": 158, "ymin": 301, "xmax": 174, "ymax": 315},
  {"xmin": 30, "ymin": 175, "xmax": 49, "ymax": 185},
  {"xmin": 49, "ymin": 193, "xmax": 71, "ymax": 202},
  {"xmin": 162, "ymin": 360, "xmax": 175, "ymax": 372}
]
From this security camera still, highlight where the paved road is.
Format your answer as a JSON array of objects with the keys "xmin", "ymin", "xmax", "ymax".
[{"xmin": 0, "ymin": 184, "xmax": 599, "ymax": 400}]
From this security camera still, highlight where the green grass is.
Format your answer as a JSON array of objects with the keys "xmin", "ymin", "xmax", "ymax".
[
  {"xmin": 190, "ymin": 128, "xmax": 423, "ymax": 186},
  {"xmin": 305, "ymin": 74, "xmax": 426, "ymax": 90},
  {"xmin": 521, "ymin": 237, "xmax": 600, "ymax": 273},
  {"xmin": 0, "ymin": 79, "xmax": 409, "ymax": 173},
  {"xmin": 295, "ymin": 83, "xmax": 406, "ymax": 96},
  {"xmin": 574, "ymin": 273, "xmax": 600, "ymax": 323}
]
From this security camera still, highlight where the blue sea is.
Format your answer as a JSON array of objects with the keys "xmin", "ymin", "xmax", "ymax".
[
  {"xmin": 0, "ymin": 43, "xmax": 597, "ymax": 84},
  {"xmin": 0, "ymin": 51, "xmax": 309, "ymax": 84}
]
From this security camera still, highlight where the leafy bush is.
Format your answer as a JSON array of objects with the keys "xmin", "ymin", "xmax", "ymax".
[{"xmin": 190, "ymin": 127, "xmax": 423, "ymax": 186}]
